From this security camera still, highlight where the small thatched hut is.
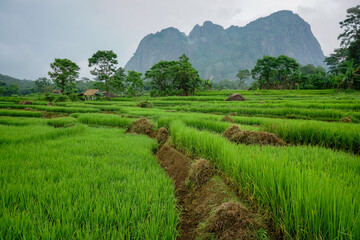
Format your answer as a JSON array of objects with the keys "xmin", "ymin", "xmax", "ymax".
[
  {"xmin": 83, "ymin": 89, "xmax": 100, "ymax": 101},
  {"xmin": 225, "ymin": 93, "xmax": 246, "ymax": 101},
  {"xmin": 53, "ymin": 89, "xmax": 62, "ymax": 95}
]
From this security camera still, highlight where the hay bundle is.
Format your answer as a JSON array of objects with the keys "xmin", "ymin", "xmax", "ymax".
[
  {"xmin": 341, "ymin": 117, "xmax": 352, "ymax": 123},
  {"xmin": 18, "ymin": 101, "xmax": 32, "ymax": 105},
  {"xmin": 208, "ymin": 202, "xmax": 253, "ymax": 239},
  {"xmin": 188, "ymin": 159, "xmax": 215, "ymax": 186},
  {"xmin": 125, "ymin": 118, "xmax": 156, "ymax": 137},
  {"xmin": 225, "ymin": 93, "xmax": 246, "ymax": 101},
  {"xmin": 221, "ymin": 115, "xmax": 234, "ymax": 123},
  {"xmin": 156, "ymin": 127, "xmax": 169, "ymax": 146},
  {"xmin": 223, "ymin": 125, "xmax": 285, "ymax": 146}
]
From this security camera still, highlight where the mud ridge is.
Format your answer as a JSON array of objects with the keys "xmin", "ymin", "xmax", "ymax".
[
  {"xmin": 125, "ymin": 119, "xmax": 279, "ymax": 239},
  {"xmin": 157, "ymin": 143, "xmax": 277, "ymax": 240}
]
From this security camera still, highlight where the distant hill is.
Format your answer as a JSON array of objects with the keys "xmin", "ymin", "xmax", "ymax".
[
  {"xmin": 125, "ymin": 10, "xmax": 325, "ymax": 81},
  {"xmin": 0, "ymin": 73, "xmax": 34, "ymax": 94}
]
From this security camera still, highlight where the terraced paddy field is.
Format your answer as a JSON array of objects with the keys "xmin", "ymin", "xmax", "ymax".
[{"xmin": 1, "ymin": 89, "xmax": 360, "ymax": 239}]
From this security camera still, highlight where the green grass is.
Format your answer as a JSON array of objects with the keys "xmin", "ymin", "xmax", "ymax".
[
  {"xmin": 30, "ymin": 105, "xmax": 101, "ymax": 113},
  {"xmin": 262, "ymin": 118, "xmax": 360, "ymax": 153},
  {"xmin": 1, "ymin": 90, "xmax": 360, "ymax": 239},
  {"xmin": 226, "ymin": 116, "xmax": 360, "ymax": 153},
  {"xmin": 77, "ymin": 113, "xmax": 133, "ymax": 128},
  {"xmin": 47, "ymin": 117, "xmax": 78, "ymax": 128},
  {"xmin": 0, "ymin": 124, "xmax": 179, "ymax": 239},
  {"xmin": 0, "ymin": 124, "xmax": 86, "ymax": 144},
  {"xmin": 0, "ymin": 109, "xmax": 42, "ymax": 117},
  {"xmin": 0, "ymin": 116, "xmax": 47, "ymax": 126},
  {"xmin": 169, "ymin": 121, "xmax": 360, "ymax": 239}
]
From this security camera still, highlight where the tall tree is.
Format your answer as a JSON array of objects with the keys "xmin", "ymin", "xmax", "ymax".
[
  {"xmin": 111, "ymin": 67, "xmax": 126, "ymax": 94},
  {"xmin": 325, "ymin": 5, "xmax": 360, "ymax": 89},
  {"xmin": 0, "ymin": 82, "xmax": 6, "ymax": 96},
  {"xmin": 34, "ymin": 77, "xmax": 52, "ymax": 93},
  {"xmin": 145, "ymin": 60, "xmax": 177, "ymax": 94},
  {"xmin": 48, "ymin": 58, "xmax": 80, "ymax": 93},
  {"xmin": 276, "ymin": 55, "xmax": 300, "ymax": 88},
  {"xmin": 145, "ymin": 55, "xmax": 201, "ymax": 96},
  {"xmin": 126, "ymin": 71, "xmax": 144, "ymax": 97},
  {"xmin": 236, "ymin": 69, "xmax": 250, "ymax": 89},
  {"xmin": 338, "ymin": 5, "xmax": 360, "ymax": 48},
  {"xmin": 251, "ymin": 56, "xmax": 278, "ymax": 89},
  {"xmin": 172, "ymin": 54, "xmax": 202, "ymax": 96},
  {"xmin": 88, "ymin": 50, "xmax": 118, "ymax": 92},
  {"xmin": 7, "ymin": 83, "xmax": 19, "ymax": 95}
]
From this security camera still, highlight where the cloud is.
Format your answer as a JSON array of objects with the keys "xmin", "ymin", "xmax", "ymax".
[{"xmin": 0, "ymin": 0, "xmax": 358, "ymax": 79}]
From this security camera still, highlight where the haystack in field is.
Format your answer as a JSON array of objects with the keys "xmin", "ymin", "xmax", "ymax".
[
  {"xmin": 222, "ymin": 115, "xmax": 234, "ymax": 123},
  {"xmin": 156, "ymin": 127, "xmax": 169, "ymax": 146},
  {"xmin": 125, "ymin": 118, "xmax": 156, "ymax": 137},
  {"xmin": 208, "ymin": 201, "xmax": 254, "ymax": 240},
  {"xmin": 188, "ymin": 159, "xmax": 216, "ymax": 186},
  {"xmin": 223, "ymin": 125, "xmax": 285, "ymax": 146},
  {"xmin": 225, "ymin": 93, "xmax": 246, "ymax": 101},
  {"xmin": 18, "ymin": 101, "xmax": 32, "ymax": 105}
]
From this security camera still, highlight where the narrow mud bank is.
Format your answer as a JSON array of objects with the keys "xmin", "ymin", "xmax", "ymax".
[
  {"xmin": 125, "ymin": 118, "xmax": 278, "ymax": 239},
  {"xmin": 157, "ymin": 144, "xmax": 275, "ymax": 240}
]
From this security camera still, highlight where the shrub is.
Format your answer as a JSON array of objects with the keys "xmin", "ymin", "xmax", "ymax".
[
  {"xmin": 54, "ymin": 95, "xmax": 70, "ymax": 102},
  {"xmin": 137, "ymin": 100, "xmax": 152, "ymax": 108}
]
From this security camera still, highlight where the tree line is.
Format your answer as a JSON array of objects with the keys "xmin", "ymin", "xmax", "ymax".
[
  {"xmin": 240, "ymin": 5, "xmax": 359, "ymax": 90},
  {"xmin": 1, "ymin": 5, "xmax": 358, "ymax": 96},
  {"xmin": 28, "ymin": 51, "xmax": 202, "ymax": 98}
]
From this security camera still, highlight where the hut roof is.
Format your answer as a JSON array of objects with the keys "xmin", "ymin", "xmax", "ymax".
[
  {"xmin": 53, "ymin": 90, "xmax": 61, "ymax": 93},
  {"xmin": 83, "ymin": 89, "xmax": 100, "ymax": 96},
  {"xmin": 225, "ymin": 93, "xmax": 246, "ymax": 101}
]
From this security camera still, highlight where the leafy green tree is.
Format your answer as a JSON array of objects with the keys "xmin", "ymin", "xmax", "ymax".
[
  {"xmin": 0, "ymin": 82, "xmax": 6, "ymax": 96},
  {"xmin": 325, "ymin": 5, "xmax": 360, "ymax": 89},
  {"xmin": 145, "ymin": 60, "xmax": 177, "ymax": 95},
  {"xmin": 111, "ymin": 67, "xmax": 126, "ymax": 94},
  {"xmin": 172, "ymin": 54, "xmax": 202, "ymax": 96},
  {"xmin": 338, "ymin": 60, "xmax": 359, "ymax": 89},
  {"xmin": 145, "ymin": 55, "xmax": 201, "ymax": 96},
  {"xmin": 48, "ymin": 58, "xmax": 80, "ymax": 93},
  {"xmin": 126, "ymin": 71, "xmax": 144, "ymax": 97},
  {"xmin": 34, "ymin": 77, "xmax": 52, "ymax": 93},
  {"xmin": 275, "ymin": 55, "xmax": 300, "ymax": 88},
  {"xmin": 7, "ymin": 83, "xmax": 19, "ymax": 95},
  {"xmin": 338, "ymin": 5, "xmax": 360, "ymax": 48},
  {"xmin": 251, "ymin": 56, "xmax": 278, "ymax": 89},
  {"xmin": 88, "ymin": 50, "xmax": 118, "ymax": 92},
  {"xmin": 236, "ymin": 69, "xmax": 250, "ymax": 89}
]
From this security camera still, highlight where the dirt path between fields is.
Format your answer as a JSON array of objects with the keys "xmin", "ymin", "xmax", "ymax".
[{"xmin": 156, "ymin": 144, "xmax": 278, "ymax": 240}]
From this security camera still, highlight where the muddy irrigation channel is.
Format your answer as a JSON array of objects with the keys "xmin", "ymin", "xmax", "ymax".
[{"xmin": 126, "ymin": 118, "xmax": 281, "ymax": 240}]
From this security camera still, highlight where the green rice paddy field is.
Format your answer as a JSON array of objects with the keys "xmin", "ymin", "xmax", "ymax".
[{"xmin": 1, "ymin": 89, "xmax": 360, "ymax": 239}]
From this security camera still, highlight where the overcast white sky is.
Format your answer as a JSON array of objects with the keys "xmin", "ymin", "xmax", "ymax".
[{"xmin": 0, "ymin": 0, "xmax": 358, "ymax": 80}]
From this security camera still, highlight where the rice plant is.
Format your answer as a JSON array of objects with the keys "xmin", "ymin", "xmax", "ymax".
[
  {"xmin": 0, "ymin": 109, "xmax": 42, "ymax": 117},
  {"xmin": 47, "ymin": 117, "xmax": 78, "ymax": 128},
  {"xmin": 169, "ymin": 121, "xmax": 360, "ymax": 239},
  {"xmin": 0, "ymin": 124, "xmax": 179, "ymax": 239},
  {"xmin": 77, "ymin": 113, "xmax": 133, "ymax": 128}
]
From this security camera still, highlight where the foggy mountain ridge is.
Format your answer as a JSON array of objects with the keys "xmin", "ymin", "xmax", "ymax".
[{"xmin": 125, "ymin": 10, "xmax": 325, "ymax": 81}]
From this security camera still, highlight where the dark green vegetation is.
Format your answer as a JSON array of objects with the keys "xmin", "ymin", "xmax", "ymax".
[
  {"xmin": 325, "ymin": 5, "xmax": 360, "ymax": 89},
  {"xmin": 1, "ymin": 89, "xmax": 359, "ymax": 239},
  {"xmin": 145, "ymin": 55, "xmax": 202, "ymax": 96},
  {"xmin": 48, "ymin": 58, "xmax": 80, "ymax": 93},
  {"xmin": 0, "ymin": 73, "xmax": 34, "ymax": 95},
  {"xmin": 125, "ymin": 10, "xmax": 325, "ymax": 81}
]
